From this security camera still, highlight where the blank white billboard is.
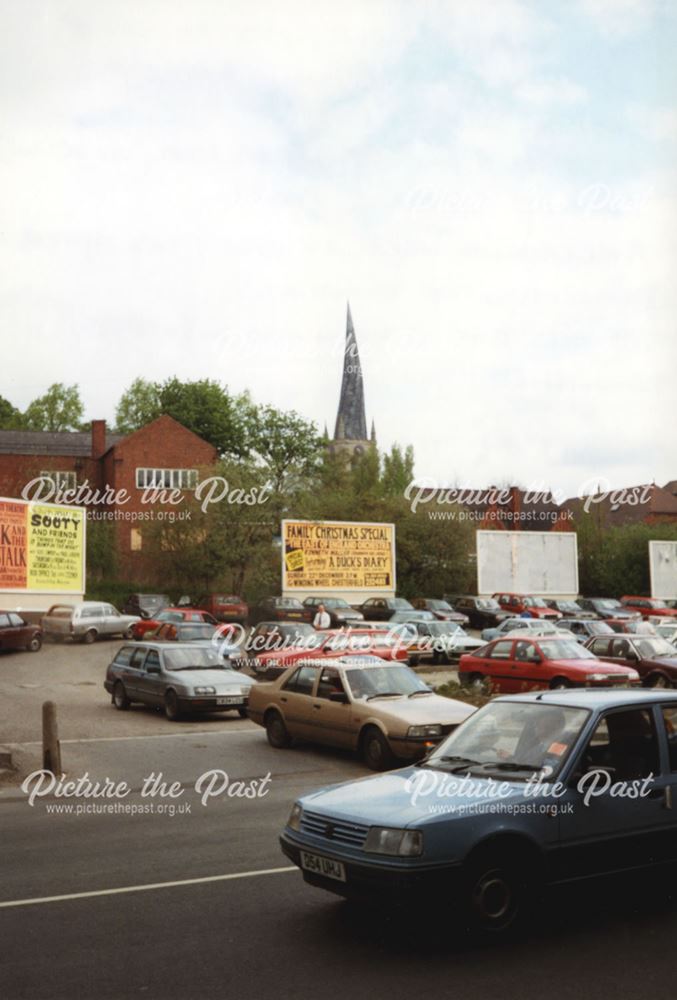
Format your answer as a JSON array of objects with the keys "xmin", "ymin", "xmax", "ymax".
[
  {"xmin": 649, "ymin": 541, "xmax": 677, "ymax": 599},
  {"xmin": 477, "ymin": 530, "xmax": 579, "ymax": 596}
]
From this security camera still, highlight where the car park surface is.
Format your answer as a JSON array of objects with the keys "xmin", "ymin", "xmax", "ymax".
[
  {"xmin": 280, "ymin": 689, "xmax": 677, "ymax": 932},
  {"xmin": 247, "ymin": 655, "xmax": 475, "ymax": 769},
  {"xmin": 458, "ymin": 635, "xmax": 639, "ymax": 692}
]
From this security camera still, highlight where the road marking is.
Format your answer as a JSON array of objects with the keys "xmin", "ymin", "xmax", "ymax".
[
  {"xmin": 0, "ymin": 866, "xmax": 297, "ymax": 909},
  {"xmin": 7, "ymin": 729, "xmax": 260, "ymax": 747}
]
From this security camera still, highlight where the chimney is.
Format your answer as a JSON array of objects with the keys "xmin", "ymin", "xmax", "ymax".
[{"xmin": 91, "ymin": 419, "xmax": 107, "ymax": 459}]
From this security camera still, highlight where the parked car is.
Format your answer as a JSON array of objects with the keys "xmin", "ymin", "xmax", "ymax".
[
  {"xmin": 544, "ymin": 599, "xmax": 597, "ymax": 620},
  {"xmin": 577, "ymin": 598, "xmax": 641, "ymax": 622},
  {"xmin": 607, "ymin": 620, "xmax": 658, "ymax": 636},
  {"xmin": 358, "ymin": 597, "xmax": 415, "ymax": 621},
  {"xmin": 493, "ymin": 594, "xmax": 562, "ymax": 620},
  {"xmin": 247, "ymin": 655, "xmax": 475, "ymax": 769},
  {"xmin": 655, "ymin": 623, "xmax": 677, "ymax": 647},
  {"xmin": 131, "ymin": 607, "xmax": 217, "ymax": 640},
  {"xmin": 556, "ymin": 619, "xmax": 615, "ymax": 643},
  {"xmin": 447, "ymin": 596, "xmax": 510, "ymax": 630},
  {"xmin": 389, "ymin": 610, "xmax": 436, "ymax": 624},
  {"xmin": 411, "ymin": 598, "xmax": 469, "ymax": 626},
  {"xmin": 481, "ymin": 617, "xmax": 565, "ymax": 643},
  {"xmin": 395, "ymin": 620, "xmax": 485, "ymax": 665},
  {"xmin": 151, "ymin": 621, "xmax": 240, "ymax": 659},
  {"xmin": 0, "ymin": 611, "xmax": 42, "ymax": 652},
  {"xmin": 121, "ymin": 593, "xmax": 170, "ymax": 619},
  {"xmin": 104, "ymin": 642, "xmax": 254, "ymax": 720},
  {"xmin": 585, "ymin": 634, "xmax": 677, "ymax": 688},
  {"xmin": 42, "ymin": 602, "xmax": 140, "ymax": 644},
  {"xmin": 195, "ymin": 594, "xmax": 249, "ymax": 624},
  {"xmin": 248, "ymin": 596, "xmax": 309, "ymax": 625},
  {"xmin": 620, "ymin": 596, "xmax": 677, "ymax": 621},
  {"xmin": 302, "ymin": 597, "xmax": 365, "ymax": 627},
  {"xmin": 458, "ymin": 635, "xmax": 639, "ymax": 692},
  {"xmin": 280, "ymin": 690, "xmax": 677, "ymax": 931}
]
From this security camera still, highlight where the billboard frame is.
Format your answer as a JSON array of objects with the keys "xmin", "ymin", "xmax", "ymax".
[
  {"xmin": 0, "ymin": 496, "xmax": 87, "ymax": 596},
  {"xmin": 476, "ymin": 529, "xmax": 579, "ymax": 597},
  {"xmin": 281, "ymin": 518, "xmax": 396, "ymax": 595}
]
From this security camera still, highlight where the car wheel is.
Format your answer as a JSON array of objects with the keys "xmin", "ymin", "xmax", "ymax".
[
  {"xmin": 265, "ymin": 710, "xmax": 292, "ymax": 748},
  {"xmin": 409, "ymin": 655, "xmax": 420, "ymax": 667},
  {"xmin": 431, "ymin": 650, "xmax": 443, "ymax": 665},
  {"xmin": 238, "ymin": 707, "xmax": 248, "ymax": 719},
  {"xmin": 361, "ymin": 726, "xmax": 396, "ymax": 771},
  {"xmin": 164, "ymin": 690, "xmax": 181, "ymax": 721},
  {"xmin": 122, "ymin": 627, "xmax": 135, "ymax": 639},
  {"xmin": 113, "ymin": 682, "xmax": 130, "ymax": 710},
  {"xmin": 463, "ymin": 852, "xmax": 528, "ymax": 935},
  {"xmin": 468, "ymin": 673, "xmax": 488, "ymax": 693},
  {"xmin": 27, "ymin": 635, "xmax": 42, "ymax": 652},
  {"xmin": 82, "ymin": 629, "xmax": 97, "ymax": 645},
  {"xmin": 549, "ymin": 677, "xmax": 570, "ymax": 690}
]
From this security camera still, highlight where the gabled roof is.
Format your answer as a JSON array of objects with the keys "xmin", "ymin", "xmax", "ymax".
[
  {"xmin": 0, "ymin": 429, "xmax": 123, "ymax": 456},
  {"xmin": 565, "ymin": 484, "xmax": 677, "ymax": 526}
]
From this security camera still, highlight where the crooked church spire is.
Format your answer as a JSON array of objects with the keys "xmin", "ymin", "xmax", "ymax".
[{"xmin": 333, "ymin": 302, "xmax": 368, "ymax": 441}]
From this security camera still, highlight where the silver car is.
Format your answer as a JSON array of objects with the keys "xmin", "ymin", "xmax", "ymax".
[
  {"xmin": 41, "ymin": 602, "xmax": 141, "ymax": 644},
  {"xmin": 104, "ymin": 641, "xmax": 255, "ymax": 721}
]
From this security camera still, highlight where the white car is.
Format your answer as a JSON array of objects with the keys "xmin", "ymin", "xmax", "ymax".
[
  {"xmin": 42, "ymin": 602, "xmax": 141, "ymax": 644},
  {"xmin": 654, "ymin": 622, "xmax": 677, "ymax": 647},
  {"xmin": 481, "ymin": 617, "xmax": 567, "ymax": 642}
]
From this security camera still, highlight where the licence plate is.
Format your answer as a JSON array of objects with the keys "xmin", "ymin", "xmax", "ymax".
[
  {"xmin": 216, "ymin": 696, "xmax": 244, "ymax": 705},
  {"xmin": 300, "ymin": 851, "xmax": 346, "ymax": 882}
]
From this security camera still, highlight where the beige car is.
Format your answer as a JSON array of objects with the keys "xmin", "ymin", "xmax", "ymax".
[{"xmin": 247, "ymin": 655, "xmax": 476, "ymax": 770}]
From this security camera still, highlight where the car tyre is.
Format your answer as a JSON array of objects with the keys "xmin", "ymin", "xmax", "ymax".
[
  {"xmin": 164, "ymin": 690, "xmax": 181, "ymax": 721},
  {"xmin": 122, "ymin": 627, "xmax": 135, "ymax": 639},
  {"xmin": 238, "ymin": 707, "xmax": 248, "ymax": 719},
  {"xmin": 82, "ymin": 629, "xmax": 97, "ymax": 645},
  {"xmin": 647, "ymin": 673, "xmax": 670, "ymax": 689},
  {"xmin": 113, "ymin": 682, "xmax": 130, "ymax": 710},
  {"xmin": 549, "ymin": 677, "xmax": 570, "ymax": 690},
  {"xmin": 265, "ymin": 710, "xmax": 292, "ymax": 748},
  {"xmin": 361, "ymin": 726, "xmax": 396, "ymax": 771},
  {"xmin": 462, "ymin": 850, "xmax": 533, "ymax": 936},
  {"xmin": 27, "ymin": 635, "xmax": 42, "ymax": 652}
]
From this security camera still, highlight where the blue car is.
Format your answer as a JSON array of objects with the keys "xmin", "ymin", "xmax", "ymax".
[{"xmin": 280, "ymin": 689, "xmax": 677, "ymax": 932}]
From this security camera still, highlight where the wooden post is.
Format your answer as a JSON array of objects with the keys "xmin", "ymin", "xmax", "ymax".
[{"xmin": 42, "ymin": 701, "xmax": 62, "ymax": 775}]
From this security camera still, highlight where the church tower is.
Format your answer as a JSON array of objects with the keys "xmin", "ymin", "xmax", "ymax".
[{"xmin": 330, "ymin": 303, "xmax": 374, "ymax": 460}]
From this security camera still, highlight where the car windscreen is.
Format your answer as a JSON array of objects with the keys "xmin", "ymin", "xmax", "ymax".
[
  {"xmin": 525, "ymin": 597, "xmax": 548, "ymax": 608},
  {"xmin": 477, "ymin": 599, "xmax": 501, "ymax": 611},
  {"xmin": 175, "ymin": 625, "xmax": 217, "ymax": 641},
  {"xmin": 344, "ymin": 665, "xmax": 431, "ymax": 699},
  {"xmin": 163, "ymin": 648, "xmax": 224, "ymax": 670},
  {"xmin": 427, "ymin": 622, "xmax": 462, "ymax": 635},
  {"xmin": 392, "ymin": 599, "xmax": 414, "ymax": 609},
  {"xmin": 635, "ymin": 638, "xmax": 677, "ymax": 658},
  {"xmin": 426, "ymin": 701, "xmax": 590, "ymax": 779},
  {"xmin": 537, "ymin": 640, "xmax": 597, "ymax": 660}
]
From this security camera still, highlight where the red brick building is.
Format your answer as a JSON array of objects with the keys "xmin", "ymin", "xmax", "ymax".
[{"xmin": 0, "ymin": 415, "xmax": 219, "ymax": 572}]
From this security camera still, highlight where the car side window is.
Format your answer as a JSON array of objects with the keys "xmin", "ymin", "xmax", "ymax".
[
  {"xmin": 591, "ymin": 638, "xmax": 609, "ymax": 655},
  {"xmin": 105, "ymin": 605, "xmax": 118, "ymax": 616},
  {"xmin": 0, "ymin": 614, "xmax": 11, "ymax": 628},
  {"xmin": 514, "ymin": 641, "xmax": 538, "ymax": 662},
  {"xmin": 661, "ymin": 707, "xmax": 677, "ymax": 772},
  {"xmin": 114, "ymin": 647, "xmax": 134, "ymax": 666},
  {"xmin": 145, "ymin": 650, "xmax": 161, "ymax": 671},
  {"xmin": 130, "ymin": 649, "xmax": 147, "ymax": 669},
  {"xmin": 487, "ymin": 641, "xmax": 514, "ymax": 660},
  {"xmin": 8, "ymin": 613, "xmax": 24, "ymax": 627},
  {"xmin": 283, "ymin": 665, "xmax": 317, "ymax": 695},
  {"xmin": 611, "ymin": 638, "xmax": 630, "ymax": 658},
  {"xmin": 580, "ymin": 709, "xmax": 659, "ymax": 781},
  {"xmin": 317, "ymin": 669, "xmax": 345, "ymax": 700}
]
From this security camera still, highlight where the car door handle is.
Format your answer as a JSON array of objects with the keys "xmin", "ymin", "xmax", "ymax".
[
  {"xmin": 280, "ymin": 696, "xmax": 287, "ymax": 703},
  {"xmin": 312, "ymin": 704, "xmax": 322, "ymax": 710}
]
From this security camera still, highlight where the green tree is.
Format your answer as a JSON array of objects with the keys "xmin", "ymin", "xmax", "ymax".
[
  {"xmin": 115, "ymin": 378, "xmax": 161, "ymax": 434},
  {"xmin": 23, "ymin": 383, "xmax": 84, "ymax": 432},
  {"xmin": 0, "ymin": 395, "xmax": 23, "ymax": 429},
  {"xmin": 249, "ymin": 405, "xmax": 323, "ymax": 498},
  {"xmin": 381, "ymin": 443, "xmax": 415, "ymax": 497},
  {"xmin": 157, "ymin": 378, "xmax": 254, "ymax": 458}
]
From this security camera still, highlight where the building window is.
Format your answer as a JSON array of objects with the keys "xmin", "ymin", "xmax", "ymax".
[
  {"xmin": 130, "ymin": 528, "xmax": 143, "ymax": 551},
  {"xmin": 40, "ymin": 470, "xmax": 76, "ymax": 491},
  {"xmin": 135, "ymin": 468, "xmax": 198, "ymax": 490}
]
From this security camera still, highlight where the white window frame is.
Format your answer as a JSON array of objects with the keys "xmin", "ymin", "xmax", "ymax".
[
  {"xmin": 135, "ymin": 468, "xmax": 198, "ymax": 490},
  {"xmin": 40, "ymin": 470, "xmax": 76, "ymax": 491}
]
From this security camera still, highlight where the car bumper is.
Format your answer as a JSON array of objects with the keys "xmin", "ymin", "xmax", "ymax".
[{"xmin": 280, "ymin": 831, "xmax": 462, "ymax": 902}]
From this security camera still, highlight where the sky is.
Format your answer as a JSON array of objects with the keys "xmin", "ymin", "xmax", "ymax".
[{"xmin": 1, "ymin": 0, "xmax": 676, "ymax": 501}]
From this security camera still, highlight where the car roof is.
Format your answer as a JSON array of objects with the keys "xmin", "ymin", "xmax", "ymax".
[
  {"xmin": 119, "ymin": 641, "xmax": 219, "ymax": 651},
  {"xmin": 497, "ymin": 689, "xmax": 677, "ymax": 710}
]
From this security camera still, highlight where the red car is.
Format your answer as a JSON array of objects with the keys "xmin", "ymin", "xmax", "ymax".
[
  {"xmin": 620, "ymin": 596, "xmax": 677, "ymax": 621},
  {"xmin": 493, "ymin": 593, "xmax": 562, "ymax": 620},
  {"xmin": 458, "ymin": 635, "xmax": 639, "ymax": 693},
  {"xmin": 131, "ymin": 607, "xmax": 217, "ymax": 640},
  {"xmin": 195, "ymin": 594, "xmax": 249, "ymax": 624},
  {"xmin": 244, "ymin": 626, "xmax": 409, "ymax": 680},
  {"xmin": 0, "ymin": 611, "xmax": 42, "ymax": 653}
]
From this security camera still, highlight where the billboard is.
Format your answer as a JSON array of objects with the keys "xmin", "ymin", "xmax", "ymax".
[
  {"xmin": 0, "ymin": 497, "xmax": 86, "ymax": 594},
  {"xmin": 649, "ymin": 540, "xmax": 677, "ymax": 599},
  {"xmin": 282, "ymin": 519, "xmax": 396, "ymax": 593},
  {"xmin": 476, "ymin": 530, "xmax": 578, "ymax": 596}
]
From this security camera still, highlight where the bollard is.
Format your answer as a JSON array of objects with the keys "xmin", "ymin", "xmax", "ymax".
[{"xmin": 42, "ymin": 701, "xmax": 62, "ymax": 775}]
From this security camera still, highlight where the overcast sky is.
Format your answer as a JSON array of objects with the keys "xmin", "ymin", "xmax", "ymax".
[{"xmin": 2, "ymin": 0, "xmax": 676, "ymax": 499}]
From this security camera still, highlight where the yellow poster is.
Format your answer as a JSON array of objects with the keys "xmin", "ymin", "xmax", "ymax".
[
  {"xmin": 0, "ymin": 498, "xmax": 85, "ymax": 593},
  {"xmin": 282, "ymin": 519, "xmax": 395, "ymax": 591}
]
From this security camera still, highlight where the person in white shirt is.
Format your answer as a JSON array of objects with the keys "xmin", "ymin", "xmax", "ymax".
[{"xmin": 313, "ymin": 603, "xmax": 331, "ymax": 629}]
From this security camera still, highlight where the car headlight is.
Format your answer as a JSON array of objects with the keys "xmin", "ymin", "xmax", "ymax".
[
  {"xmin": 194, "ymin": 686, "xmax": 216, "ymax": 695},
  {"xmin": 407, "ymin": 724, "xmax": 442, "ymax": 739},
  {"xmin": 288, "ymin": 802, "xmax": 303, "ymax": 831},
  {"xmin": 364, "ymin": 827, "xmax": 423, "ymax": 857}
]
